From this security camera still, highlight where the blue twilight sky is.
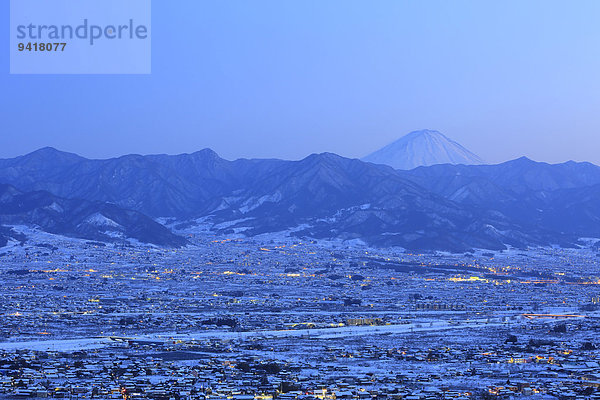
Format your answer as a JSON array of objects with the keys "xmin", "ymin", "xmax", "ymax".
[{"xmin": 1, "ymin": 0, "xmax": 600, "ymax": 164}]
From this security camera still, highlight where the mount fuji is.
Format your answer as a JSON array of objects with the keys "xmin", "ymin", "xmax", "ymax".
[{"xmin": 363, "ymin": 129, "xmax": 485, "ymax": 170}]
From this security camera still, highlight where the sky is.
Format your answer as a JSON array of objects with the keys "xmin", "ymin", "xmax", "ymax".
[{"xmin": 1, "ymin": 0, "xmax": 600, "ymax": 164}]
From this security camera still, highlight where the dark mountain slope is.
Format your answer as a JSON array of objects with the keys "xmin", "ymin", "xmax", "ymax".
[
  {"xmin": 399, "ymin": 157, "xmax": 600, "ymax": 200},
  {"xmin": 0, "ymin": 148, "xmax": 243, "ymax": 217},
  {"xmin": 0, "ymin": 184, "xmax": 186, "ymax": 247},
  {"xmin": 396, "ymin": 157, "xmax": 600, "ymax": 242}
]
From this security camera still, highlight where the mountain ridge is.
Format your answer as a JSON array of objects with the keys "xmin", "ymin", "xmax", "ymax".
[{"xmin": 1, "ymin": 147, "xmax": 599, "ymax": 251}]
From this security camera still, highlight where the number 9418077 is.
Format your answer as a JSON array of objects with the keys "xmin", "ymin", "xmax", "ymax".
[{"xmin": 18, "ymin": 42, "xmax": 66, "ymax": 52}]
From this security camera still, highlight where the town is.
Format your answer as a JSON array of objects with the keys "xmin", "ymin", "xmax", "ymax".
[{"xmin": 1, "ymin": 229, "xmax": 600, "ymax": 400}]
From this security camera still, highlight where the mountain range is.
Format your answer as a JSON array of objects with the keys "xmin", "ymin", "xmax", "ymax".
[{"xmin": 0, "ymin": 143, "xmax": 599, "ymax": 252}]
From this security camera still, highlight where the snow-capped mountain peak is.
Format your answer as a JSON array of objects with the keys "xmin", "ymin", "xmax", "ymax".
[{"xmin": 362, "ymin": 129, "xmax": 484, "ymax": 170}]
